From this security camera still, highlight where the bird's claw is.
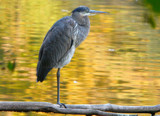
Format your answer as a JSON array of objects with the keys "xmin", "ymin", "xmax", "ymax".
[{"xmin": 58, "ymin": 103, "xmax": 67, "ymax": 108}]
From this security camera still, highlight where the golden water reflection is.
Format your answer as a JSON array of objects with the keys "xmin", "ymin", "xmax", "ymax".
[{"xmin": 0, "ymin": 0, "xmax": 160, "ymax": 116}]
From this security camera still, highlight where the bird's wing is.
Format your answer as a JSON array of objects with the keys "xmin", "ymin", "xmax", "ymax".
[{"xmin": 38, "ymin": 16, "xmax": 77, "ymax": 68}]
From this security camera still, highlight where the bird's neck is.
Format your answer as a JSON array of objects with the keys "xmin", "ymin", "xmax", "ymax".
[{"xmin": 71, "ymin": 13, "xmax": 90, "ymax": 26}]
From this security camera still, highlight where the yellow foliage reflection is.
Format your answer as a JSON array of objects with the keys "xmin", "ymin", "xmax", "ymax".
[{"xmin": 0, "ymin": 0, "xmax": 160, "ymax": 116}]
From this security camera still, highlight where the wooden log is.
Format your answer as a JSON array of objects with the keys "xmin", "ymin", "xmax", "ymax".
[{"xmin": 1, "ymin": 101, "xmax": 159, "ymax": 116}]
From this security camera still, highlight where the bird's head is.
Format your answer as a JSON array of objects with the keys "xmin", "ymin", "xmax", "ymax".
[{"xmin": 72, "ymin": 6, "xmax": 107, "ymax": 17}]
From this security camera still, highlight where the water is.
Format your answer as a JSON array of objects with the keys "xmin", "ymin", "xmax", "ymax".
[{"xmin": 0, "ymin": 0, "xmax": 160, "ymax": 116}]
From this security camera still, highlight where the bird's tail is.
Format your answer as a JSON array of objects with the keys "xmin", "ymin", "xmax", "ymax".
[{"xmin": 36, "ymin": 61, "xmax": 52, "ymax": 82}]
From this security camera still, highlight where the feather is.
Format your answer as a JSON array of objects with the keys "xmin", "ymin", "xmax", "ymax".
[{"xmin": 36, "ymin": 16, "xmax": 77, "ymax": 82}]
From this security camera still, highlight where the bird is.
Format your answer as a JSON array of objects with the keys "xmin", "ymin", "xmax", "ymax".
[{"xmin": 36, "ymin": 6, "xmax": 107, "ymax": 107}]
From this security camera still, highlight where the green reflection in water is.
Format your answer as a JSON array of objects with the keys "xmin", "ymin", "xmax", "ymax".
[{"xmin": 0, "ymin": 0, "xmax": 160, "ymax": 116}]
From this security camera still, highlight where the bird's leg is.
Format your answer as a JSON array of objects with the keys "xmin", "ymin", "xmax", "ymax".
[
  {"xmin": 57, "ymin": 68, "xmax": 60, "ymax": 104},
  {"xmin": 57, "ymin": 68, "xmax": 67, "ymax": 108}
]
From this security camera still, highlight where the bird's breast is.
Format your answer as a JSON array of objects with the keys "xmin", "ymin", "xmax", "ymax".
[
  {"xmin": 75, "ymin": 25, "xmax": 90, "ymax": 48},
  {"xmin": 54, "ymin": 45, "xmax": 76, "ymax": 68}
]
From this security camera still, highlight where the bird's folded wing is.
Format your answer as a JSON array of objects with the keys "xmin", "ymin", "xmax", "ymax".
[{"xmin": 38, "ymin": 17, "xmax": 77, "ymax": 68}]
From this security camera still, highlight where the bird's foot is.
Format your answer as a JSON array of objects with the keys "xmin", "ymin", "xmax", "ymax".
[{"xmin": 58, "ymin": 103, "xmax": 67, "ymax": 108}]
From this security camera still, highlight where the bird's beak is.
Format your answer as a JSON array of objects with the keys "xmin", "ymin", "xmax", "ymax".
[{"xmin": 89, "ymin": 10, "xmax": 108, "ymax": 14}]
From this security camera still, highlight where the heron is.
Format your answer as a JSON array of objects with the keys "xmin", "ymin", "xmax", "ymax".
[{"xmin": 36, "ymin": 6, "xmax": 107, "ymax": 107}]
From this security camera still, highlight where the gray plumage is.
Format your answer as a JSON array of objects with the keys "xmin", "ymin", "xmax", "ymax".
[
  {"xmin": 36, "ymin": 6, "xmax": 106, "ymax": 106},
  {"xmin": 37, "ymin": 7, "xmax": 90, "ymax": 82}
]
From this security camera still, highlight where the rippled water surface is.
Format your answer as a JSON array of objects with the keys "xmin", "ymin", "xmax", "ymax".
[{"xmin": 0, "ymin": 0, "xmax": 160, "ymax": 116}]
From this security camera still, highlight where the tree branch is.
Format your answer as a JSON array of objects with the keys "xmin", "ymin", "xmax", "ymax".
[
  {"xmin": 66, "ymin": 103, "xmax": 160, "ymax": 114},
  {"xmin": 0, "ymin": 101, "xmax": 159, "ymax": 116}
]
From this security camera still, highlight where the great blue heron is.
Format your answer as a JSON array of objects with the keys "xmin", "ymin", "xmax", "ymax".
[{"xmin": 36, "ymin": 6, "xmax": 106, "ymax": 107}]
